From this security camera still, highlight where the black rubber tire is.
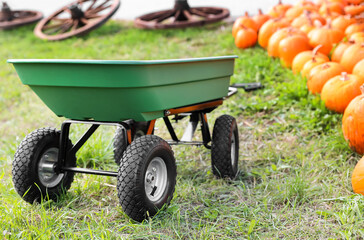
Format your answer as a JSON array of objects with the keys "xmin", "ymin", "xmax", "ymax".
[
  {"xmin": 113, "ymin": 127, "xmax": 128, "ymax": 165},
  {"xmin": 117, "ymin": 135, "xmax": 176, "ymax": 222},
  {"xmin": 12, "ymin": 127, "xmax": 76, "ymax": 203},
  {"xmin": 211, "ymin": 115, "xmax": 239, "ymax": 180},
  {"xmin": 113, "ymin": 122, "xmax": 150, "ymax": 165}
]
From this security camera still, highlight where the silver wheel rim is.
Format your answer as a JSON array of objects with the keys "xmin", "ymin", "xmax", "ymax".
[
  {"xmin": 38, "ymin": 147, "xmax": 64, "ymax": 188},
  {"xmin": 231, "ymin": 132, "xmax": 237, "ymax": 170},
  {"xmin": 144, "ymin": 157, "xmax": 168, "ymax": 202}
]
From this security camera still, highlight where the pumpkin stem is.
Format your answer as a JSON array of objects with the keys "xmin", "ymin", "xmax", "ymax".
[
  {"xmin": 322, "ymin": 63, "xmax": 330, "ymax": 69},
  {"xmin": 326, "ymin": 6, "xmax": 331, "ymax": 17},
  {"xmin": 313, "ymin": 19, "xmax": 322, "ymax": 27},
  {"xmin": 361, "ymin": 84, "xmax": 364, "ymax": 94},
  {"xmin": 326, "ymin": 19, "xmax": 332, "ymax": 29},
  {"xmin": 312, "ymin": 44, "xmax": 322, "ymax": 56},
  {"xmin": 303, "ymin": 10, "xmax": 311, "ymax": 18},
  {"xmin": 278, "ymin": 0, "xmax": 282, "ymax": 5},
  {"xmin": 244, "ymin": 11, "xmax": 249, "ymax": 17},
  {"xmin": 258, "ymin": 9, "xmax": 263, "ymax": 15},
  {"xmin": 340, "ymin": 72, "xmax": 349, "ymax": 81}
]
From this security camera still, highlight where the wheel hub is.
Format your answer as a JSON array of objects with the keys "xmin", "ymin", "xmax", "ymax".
[
  {"xmin": 69, "ymin": 4, "xmax": 84, "ymax": 20},
  {"xmin": 0, "ymin": 2, "xmax": 12, "ymax": 21},
  {"xmin": 38, "ymin": 147, "xmax": 64, "ymax": 188},
  {"xmin": 144, "ymin": 157, "xmax": 168, "ymax": 202}
]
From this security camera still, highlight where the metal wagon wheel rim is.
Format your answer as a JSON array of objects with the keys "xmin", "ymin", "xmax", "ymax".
[
  {"xmin": 135, "ymin": 4, "xmax": 230, "ymax": 29},
  {"xmin": 34, "ymin": 0, "xmax": 120, "ymax": 41},
  {"xmin": 38, "ymin": 147, "xmax": 64, "ymax": 188},
  {"xmin": 231, "ymin": 132, "xmax": 237, "ymax": 167},
  {"xmin": 144, "ymin": 157, "xmax": 168, "ymax": 203},
  {"xmin": 0, "ymin": 2, "xmax": 43, "ymax": 30}
]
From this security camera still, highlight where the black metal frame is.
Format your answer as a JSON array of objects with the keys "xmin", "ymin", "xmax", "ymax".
[
  {"xmin": 55, "ymin": 104, "xmax": 220, "ymax": 178},
  {"xmin": 54, "ymin": 88, "xmax": 243, "ymax": 178}
]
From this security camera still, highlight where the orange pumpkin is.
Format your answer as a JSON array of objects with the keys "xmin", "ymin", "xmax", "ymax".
[
  {"xmin": 258, "ymin": 18, "xmax": 290, "ymax": 48},
  {"xmin": 353, "ymin": 58, "xmax": 364, "ymax": 76},
  {"xmin": 352, "ymin": 156, "xmax": 364, "ymax": 195},
  {"xmin": 291, "ymin": 46, "xmax": 330, "ymax": 74},
  {"xmin": 317, "ymin": 0, "xmax": 348, "ymax": 5},
  {"xmin": 349, "ymin": 32, "xmax": 364, "ymax": 43},
  {"xmin": 343, "ymin": 85, "xmax": 364, "ymax": 155},
  {"xmin": 345, "ymin": 22, "xmax": 364, "ymax": 37},
  {"xmin": 345, "ymin": 5, "xmax": 364, "ymax": 16},
  {"xmin": 332, "ymin": 15, "xmax": 356, "ymax": 32},
  {"xmin": 285, "ymin": 4, "xmax": 318, "ymax": 22},
  {"xmin": 319, "ymin": 1, "xmax": 345, "ymax": 15},
  {"xmin": 301, "ymin": 57, "xmax": 329, "ymax": 78},
  {"xmin": 253, "ymin": 9, "xmax": 271, "ymax": 30},
  {"xmin": 291, "ymin": 11, "xmax": 326, "ymax": 28},
  {"xmin": 321, "ymin": 72, "xmax": 364, "ymax": 113},
  {"xmin": 295, "ymin": 0, "xmax": 319, "ymax": 8},
  {"xmin": 300, "ymin": 20, "xmax": 316, "ymax": 34},
  {"xmin": 331, "ymin": 40, "xmax": 355, "ymax": 62},
  {"xmin": 268, "ymin": 0, "xmax": 292, "ymax": 18},
  {"xmin": 235, "ymin": 27, "xmax": 258, "ymax": 49},
  {"xmin": 279, "ymin": 35, "xmax": 311, "ymax": 67},
  {"xmin": 308, "ymin": 21, "xmax": 344, "ymax": 55},
  {"xmin": 340, "ymin": 43, "xmax": 364, "ymax": 73},
  {"xmin": 346, "ymin": 0, "xmax": 363, "ymax": 4},
  {"xmin": 232, "ymin": 12, "xmax": 258, "ymax": 38},
  {"xmin": 307, "ymin": 62, "xmax": 345, "ymax": 94},
  {"xmin": 267, "ymin": 27, "xmax": 306, "ymax": 57}
]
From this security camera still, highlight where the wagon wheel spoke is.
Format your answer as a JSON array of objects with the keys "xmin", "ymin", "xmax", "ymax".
[
  {"xmin": 42, "ymin": 21, "xmax": 67, "ymax": 30},
  {"xmin": 174, "ymin": 10, "xmax": 182, "ymax": 22},
  {"xmin": 196, "ymin": 7, "xmax": 221, "ymax": 15},
  {"xmin": 88, "ymin": 5, "xmax": 111, "ymax": 15},
  {"xmin": 13, "ymin": 11, "xmax": 31, "ymax": 19},
  {"xmin": 84, "ymin": 13, "xmax": 102, "ymax": 19},
  {"xmin": 43, "ymin": 19, "xmax": 73, "ymax": 34},
  {"xmin": 50, "ymin": 17, "xmax": 69, "ymax": 22},
  {"xmin": 80, "ymin": 17, "xmax": 89, "ymax": 25},
  {"xmin": 190, "ymin": 8, "xmax": 208, "ymax": 18},
  {"xmin": 86, "ymin": 0, "xmax": 97, "ymax": 11},
  {"xmin": 183, "ymin": 10, "xmax": 193, "ymax": 21},
  {"xmin": 59, "ymin": 21, "xmax": 74, "ymax": 33},
  {"xmin": 141, "ymin": 10, "xmax": 172, "ymax": 22},
  {"xmin": 71, "ymin": 19, "xmax": 79, "ymax": 30},
  {"xmin": 64, "ymin": 8, "xmax": 72, "ymax": 15},
  {"xmin": 156, "ymin": 10, "xmax": 175, "ymax": 23},
  {"xmin": 87, "ymin": 0, "xmax": 110, "ymax": 14}
]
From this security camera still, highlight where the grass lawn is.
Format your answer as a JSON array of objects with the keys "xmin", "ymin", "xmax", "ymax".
[{"xmin": 0, "ymin": 20, "xmax": 363, "ymax": 239}]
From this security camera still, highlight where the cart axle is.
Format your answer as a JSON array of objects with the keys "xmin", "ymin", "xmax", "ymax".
[{"xmin": 62, "ymin": 166, "xmax": 117, "ymax": 177}]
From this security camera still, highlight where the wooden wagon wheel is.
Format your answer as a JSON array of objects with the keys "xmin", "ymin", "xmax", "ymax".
[
  {"xmin": 135, "ymin": 0, "xmax": 230, "ymax": 29},
  {"xmin": 0, "ymin": 2, "xmax": 43, "ymax": 30},
  {"xmin": 34, "ymin": 0, "xmax": 120, "ymax": 41}
]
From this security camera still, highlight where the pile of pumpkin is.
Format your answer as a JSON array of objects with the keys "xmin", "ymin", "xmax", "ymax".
[{"xmin": 232, "ymin": 0, "xmax": 364, "ymax": 194}]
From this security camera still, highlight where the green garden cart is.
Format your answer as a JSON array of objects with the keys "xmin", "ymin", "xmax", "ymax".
[{"xmin": 8, "ymin": 56, "xmax": 239, "ymax": 222}]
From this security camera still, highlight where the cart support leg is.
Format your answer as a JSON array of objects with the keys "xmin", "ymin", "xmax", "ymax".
[
  {"xmin": 58, "ymin": 122, "xmax": 71, "ymax": 171},
  {"xmin": 163, "ymin": 117, "xmax": 179, "ymax": 141},
  {"xmin": 199, "ymin": 113, "xmax": 211, "ymax": 149},
  {"xmin": 69, "ymin": 124, "xmax": 99, "ymax": 156},
  {"xmin": 181, "ymin": 113, "xmax": 199, "ymax": 142}
]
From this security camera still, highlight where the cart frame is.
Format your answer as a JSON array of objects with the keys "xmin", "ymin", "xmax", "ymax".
[{"xmin": 55, "ymin": 88, "xmax": 237, "ymax": 178}]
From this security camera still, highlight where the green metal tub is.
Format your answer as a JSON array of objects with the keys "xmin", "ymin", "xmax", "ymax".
[{"xmin": 8, "ymin": 56, "xmax": 237, "ymax": 122}]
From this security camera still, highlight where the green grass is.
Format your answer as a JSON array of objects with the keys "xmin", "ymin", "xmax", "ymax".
[{"xmin": 0, "ymin": 20, "xmax": 363, "ymax": 239}]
